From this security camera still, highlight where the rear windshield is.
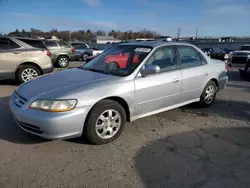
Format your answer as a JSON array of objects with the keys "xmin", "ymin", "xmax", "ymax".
[{"xmin": 17, "ymin": 38, "xmax": 47, "ymax": 49}]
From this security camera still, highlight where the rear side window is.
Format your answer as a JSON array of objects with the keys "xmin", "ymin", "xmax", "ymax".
[
  {"xmin": 177, "ymin": 46, "xmax": 202, "ymax": 68},
  {"xmin": 0, "ymin": 38, "xmax": 9, "ymax": 50},
  {"xmin": 58, "ymin": 41, "xmax": 71, "ymax": 48},
  {"xmin": 17, "ymin": 38, "xmax": 47, "ymax": 49},
  {"xmin": 9, "ymin": 40, "xmax": 20, "ymax": 49},
  {"xmin": 74, "ymin": 45, "xmax": 88, "ymax": 49},
  {"xmin": 44, "ymin": 41, "xmax": 58, "ymax": 48}
]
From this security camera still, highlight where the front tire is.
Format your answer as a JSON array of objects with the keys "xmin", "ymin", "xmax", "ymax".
[
  {"xmin": 16, "ymin": 65, "xmax": 41, "ymax": 84},
  {"xmin": 82, "ymin": 53, "xmax": 89, "ymax": 61},
  {"xmin": 84, "ymin": 100, "xmax": 126, "ymax": 145},
  {"xmin": 199, "ymin": 80, "xmax": 217, "ymax": 108},
  {"xmin": 57, "ymin": 56, "xmax": 69, "ymax": 68}
]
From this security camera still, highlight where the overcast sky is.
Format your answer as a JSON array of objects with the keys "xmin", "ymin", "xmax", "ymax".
[{"xmin": 0, "ymin": 0, "xmax": 249, "ymax": 37}]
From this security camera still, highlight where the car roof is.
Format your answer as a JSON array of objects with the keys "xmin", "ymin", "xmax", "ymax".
[
  {"xmin": 118, "ymin": 41, "xmax": 193, "ymax": 48},
  {"xmin": 0, "ymin": 36, "xmax": 35, "ymax": 48}
]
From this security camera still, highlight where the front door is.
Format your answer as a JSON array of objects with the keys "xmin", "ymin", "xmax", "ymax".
[{"xmin": 134, "ymin": 46, "xmax": 182, "ymax": 116}]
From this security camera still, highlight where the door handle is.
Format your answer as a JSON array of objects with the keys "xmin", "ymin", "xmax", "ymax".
[
  {"xmin": 204, "ymin": 72, "xmax": 208, "ymax": 76},
  {"xmin": 173, "ymin": 78, "xmax": 180, "ymax": 83},
  {"xmin": 13, "ymin": 51, "xmax": 21, "ymax": 54}
]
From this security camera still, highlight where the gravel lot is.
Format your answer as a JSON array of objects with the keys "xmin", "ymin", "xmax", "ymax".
[{"xmin": 0, "ymin": 62, "xmax": 250, "ymax": 188}]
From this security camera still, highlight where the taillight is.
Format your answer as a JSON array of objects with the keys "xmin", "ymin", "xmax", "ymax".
[
  {"xmin": 42, "ymin": 50, "xmax": 51, "ymax": 56},
  {"xmin": 72, "ymin": 48, "xmax": 75, "ymax": 53}
]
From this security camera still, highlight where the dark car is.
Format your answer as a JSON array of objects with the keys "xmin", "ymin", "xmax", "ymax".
[
  {"xmin": 201, "ymin": 48, "xmax": 214, "ymax": 56},
  {"xmin": 69, "ymin": 42, "xmax": 93, "ymax": 61},
  {"xmin": 210, "ymin": 48, "xmax": 233, "ymax": 66},
  {"xmin": 43, "ymin": 40, "xmax": 77, "ymax": 68}
]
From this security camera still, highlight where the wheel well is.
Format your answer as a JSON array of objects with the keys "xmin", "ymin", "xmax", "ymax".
[
  {"xmin": 87, "ymin": 97, "xmax": 130, "ymax": 122},
  {"xmin": 104, "ymin": 97, "xmax": 130, "ymax": 122},
  {"xmin": 210, "ymin": 78, "xmax": 219, "ymax": 90},
  {"xmin": 57, "ymin": 55, "xmax": 69, "ymax": 62},
  {"xmin": 15, "ymin": 62, "xmax": 43, "ymax": 78}
]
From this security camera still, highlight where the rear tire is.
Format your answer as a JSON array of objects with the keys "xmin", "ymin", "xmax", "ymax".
[
  {"xmin": 84, "ymin": 100, "xmax": 126, "ymax": 145},
  {"xmin": 16, "ymin": 65, "xmax": 41, "ymax": 84},
  {"xmin": 199, "ymin": 80, "xmax": 217, "ymax": 108},
  {"xmin": 57, "ymin": 56, "xmax": 69, "ymax": 68}
]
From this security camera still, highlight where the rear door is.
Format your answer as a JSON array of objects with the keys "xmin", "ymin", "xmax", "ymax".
[
  {"xmin": 175, "ymin": 45, "xmax": 208, "ymax": 103},
  {"xmin": 0, "ymin": 38, "xmax": 25, "ymax": 80},
  {"xmin": 134, "ymin": 46, "xmax": 182, "ymax": 116}
]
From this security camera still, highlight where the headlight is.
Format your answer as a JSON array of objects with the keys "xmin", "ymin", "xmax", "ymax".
[{"xmin": 30, "ymin": 100, "xmax": 77, "ymax": 112}]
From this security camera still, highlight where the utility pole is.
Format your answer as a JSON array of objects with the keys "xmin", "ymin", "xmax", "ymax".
[
  {"xmin": 69, "ymin": 31, "xmax": 71, "ymax": 41},
  {"xmin": 177, "ymin": 28, "xmax": 181, "ymax": 41},
  {"xmin": 195, "ymin": 26, "xmax": 198, "ymax": 39}
]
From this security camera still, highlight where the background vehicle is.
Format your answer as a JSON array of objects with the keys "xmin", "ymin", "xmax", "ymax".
[
  {"xmin": 201, "ymin": 48, "xmax": 214, "ymax": 56},
  {"xmin": 210, "ymin": 48, "xmax": 233, "ymax": 67},
  {"xmin": 44, "ymin": 40, "xmax": 77, "ymax": 68},
  {"xmin": 10, "ymin": 42, "xmax": 228, "ymax": 145},
  {"xmin": 232, "ymin": 45, "xmax": 250, "ymax": 64},
  {"xmin": 91, "ymin": 47, "xmax": 104, "ymax": 56},
  {"xmin": 0, "ymin": 36, "xmax": 53, "ymax": 83},
  {"xmin": 70, "ymin": 42, "xmax": 93, "ymax": 61},
  {"xmin": 158, "ymin": 36, "xmax": 173, "ymax": 42}
]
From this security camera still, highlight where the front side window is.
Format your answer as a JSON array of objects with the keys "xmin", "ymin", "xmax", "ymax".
[
  {"xmin": 145, "ymin": 46, "xmax": 177, "ymax": 72},
  {"xmin": 0, "ymin": 38, "xmax": 9, "ymax": 50},
  {"xmin": 177, "ymin": 46, "xmax": 202, "ymax": 68},
  {"xmin": 81, "ymin": 45, "xmax": 152, "ymax": 76}
]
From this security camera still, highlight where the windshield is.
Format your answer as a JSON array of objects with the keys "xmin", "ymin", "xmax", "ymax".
[{"xmin": 81, "ymin": 45, "xmax": 152, "ymax": 76}]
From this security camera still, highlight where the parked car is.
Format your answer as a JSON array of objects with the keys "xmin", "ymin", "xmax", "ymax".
[
  {"xmin": 9, "ymin": 42, "xmax": 228, "ymax": 145},
  {"xmin": 70, "ymin": 42, "xmax": 93, "ymax": 61},
  {"xmin": 232, "ymin": 45, "xmax": 250, "ymax": 64},
  {"xmin": 210, "ymin": 48, "xmax": 234, "ymax": 67},
  {"xmin": 0, "ymin": 36, "xmax": 53, "ymax": 83},
  {"xmin": 158, "ymin": 36, "xmax": 173, "ymax": 42},
  {"xmin": 201, "ymin": 48, "xmax": 214, "ymax": 56},
  {"xmin": 44, "ymin": 40, "xmax": 77, "ymax": 68},
  {"xmin": 91, "ymin": 47, "xmax": 104, "ymax": 56}
]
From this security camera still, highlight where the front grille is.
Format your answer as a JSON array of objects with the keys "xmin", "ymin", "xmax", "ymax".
[
  {"xmin": 16, "ymin": 119, "xmax": 43, "ymax": 134},
  {"xmin": 14, "ymin": 92, "xmax": 27, "ymax": 108},
  {"xmin": 232, "ymin": 57, "xmax": 247, "ymax": 64}
]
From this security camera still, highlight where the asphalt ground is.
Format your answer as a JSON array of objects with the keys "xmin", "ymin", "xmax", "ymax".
[{"xmin": 0, "ymin": 62, "xmax": 250, "ymax": 188}]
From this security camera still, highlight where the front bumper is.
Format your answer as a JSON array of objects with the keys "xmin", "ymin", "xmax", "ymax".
[{"xmin": 9, "ymin": 94, "xmax": 91, "ymax": 140}]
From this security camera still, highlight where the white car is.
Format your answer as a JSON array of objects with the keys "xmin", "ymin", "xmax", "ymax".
[{"xmin": 92, "ymin": 48, "xmax": 104, "ymax": 56}]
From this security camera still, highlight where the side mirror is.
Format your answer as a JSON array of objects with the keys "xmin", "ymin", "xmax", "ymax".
[{"xmin": 141, "ymin": 65, "xmax": 160, "ymax": 77}]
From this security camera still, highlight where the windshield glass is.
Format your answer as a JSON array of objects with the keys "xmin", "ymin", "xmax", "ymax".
[{"xmin": 81, "ymin": 45, "xmax": 152, "ymax": 76}]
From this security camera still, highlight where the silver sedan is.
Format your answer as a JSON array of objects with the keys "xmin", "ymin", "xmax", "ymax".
[{"xmin": 9, "ymin": 42, "xmax": 228, "ymax": 145}]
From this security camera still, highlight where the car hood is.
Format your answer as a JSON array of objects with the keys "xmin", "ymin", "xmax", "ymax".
[{"xmin": 16, "ymin": 68, "xmax": 114, "ymax": 100}]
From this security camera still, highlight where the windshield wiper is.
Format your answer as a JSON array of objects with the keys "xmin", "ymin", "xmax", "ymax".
[{"xmin": 80, "ymin": 68, "xmax": 106, "ymax": 74}]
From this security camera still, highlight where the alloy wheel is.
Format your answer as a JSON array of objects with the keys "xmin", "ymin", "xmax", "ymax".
[{"xmin": 95, "ymin": 109, "xmax": 121, "ymax": 139}]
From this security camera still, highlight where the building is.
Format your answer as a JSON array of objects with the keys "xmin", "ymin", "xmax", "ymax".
[{"xmin": 95, "ymin": 36, "xmax": 120, "ymax": 44}]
